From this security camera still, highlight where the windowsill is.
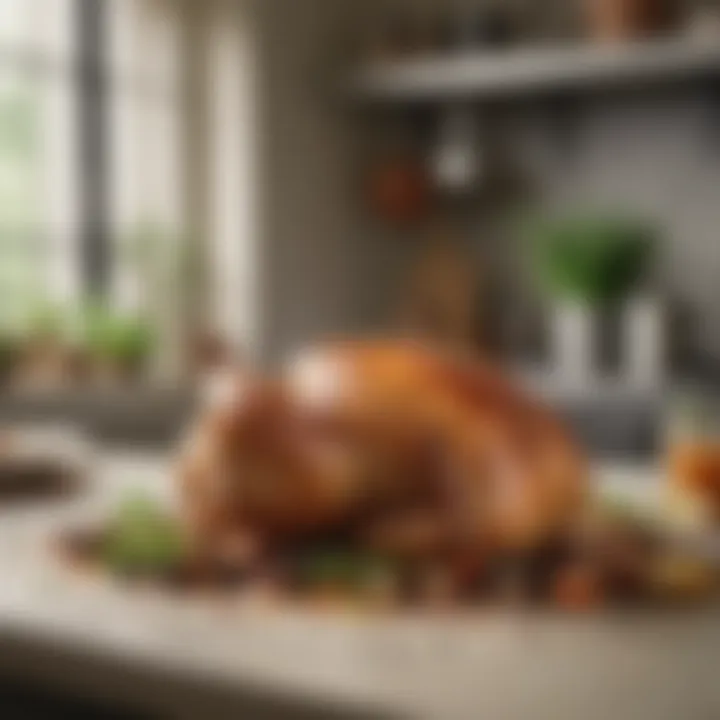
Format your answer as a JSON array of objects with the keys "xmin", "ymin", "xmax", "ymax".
[
  {"xmin": 0, "ymin": 381, "xmax": 661, "ymax": 455},
  {"xmin": 0, "ymin": 386, "xmax": 197, "ymax": 447}
]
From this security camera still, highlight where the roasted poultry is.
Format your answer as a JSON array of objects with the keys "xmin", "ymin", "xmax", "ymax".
[
  {"xmin": 179, "ymin": 341, "xmax": 586, "ymax": 582},
  {"xmin": 55, "ymin": 340, "xmax": 718, "ymax": 607}
]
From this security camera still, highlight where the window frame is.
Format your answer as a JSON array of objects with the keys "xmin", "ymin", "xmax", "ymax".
[{"xmin": 76, "ymin": 0, "xmax": 110, "ymax": 296}]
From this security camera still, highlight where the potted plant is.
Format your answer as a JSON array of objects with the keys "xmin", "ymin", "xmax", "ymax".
[
  {"xmin": 13, "ymin": 302, "xmax": 77, "ymax": 390},
  {"xmin": 528, "ymin": 213, "xmax": 658, "ymax": 387},
  {"xmin": 0, "ymin": 331, "xmax": 18, "ymax": 387},
  {"xmin": 120, "ymin": 221, "xmax": 192, "ymax": 381},
  {"xmin": 83, "ymin": 305, "xmax": 155, "ymax": 384}
]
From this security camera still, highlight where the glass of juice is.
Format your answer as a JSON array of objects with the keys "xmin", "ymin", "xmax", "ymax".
[{"xmin": 666, "ymin": 388, "xmax": 720, "ymax": 522}]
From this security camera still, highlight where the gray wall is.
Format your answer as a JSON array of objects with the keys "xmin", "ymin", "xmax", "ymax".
[
  {"xmin": 250, "ymin": 0, "xmax": 720, "ymax": 371},
  {"xmin": 517, "ymin": 91, "xmax": 720, "ymax": 367},
  {"xmin": 253, "ymin": 0, "xmax": 366, "ymax": 364}
]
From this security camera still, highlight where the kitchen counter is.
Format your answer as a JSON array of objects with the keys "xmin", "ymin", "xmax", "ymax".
[{"xmin": 0, "ymin": 452, "xmax": 719, "ymax": 720}]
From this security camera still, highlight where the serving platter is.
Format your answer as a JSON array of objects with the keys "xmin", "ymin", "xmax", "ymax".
[{"xmin": 42, "ymin": 454, "xmax": 720, "ymax": 617}]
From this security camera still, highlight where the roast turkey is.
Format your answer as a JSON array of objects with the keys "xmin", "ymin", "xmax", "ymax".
[{"xmin": 179, "ymin": 341, "xmax": 586, "ymax": 572}]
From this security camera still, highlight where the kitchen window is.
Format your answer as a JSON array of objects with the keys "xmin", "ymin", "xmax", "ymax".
[{"xmin": 0, "ymin": 0, "xmax": 254, "ymax": 387}]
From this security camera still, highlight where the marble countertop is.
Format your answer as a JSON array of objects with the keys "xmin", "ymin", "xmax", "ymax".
[{"xmin": 0, "ymin": 451, "xmax": 719, "ymax": 720}]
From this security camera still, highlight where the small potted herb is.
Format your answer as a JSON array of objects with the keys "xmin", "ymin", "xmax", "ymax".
[
  {"xmin": 83, "ymin": 305, "xmax": 155, "ymax": 384},
  {"xmin": 527, "ymin": 213, "xmax": 658, "ymax": 387},
  {"xmin": 13, "ymin": 302, "xmax": 76, "ymax": 390}
]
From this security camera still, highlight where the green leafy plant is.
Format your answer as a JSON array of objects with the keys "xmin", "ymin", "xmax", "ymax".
[
  {"xmin": 528, "ymin": 214, "xmax": 655, "ymax": 305},
  {"xmin": 83, "ymin": 304, "xmax": 155, "ymax": 371},
  {"xmin": 25, "ymin": 300, "xmax": 68, "ymax": 341},
  {"xmin": 103, "ymin": 493, "xmax": 186, "ymax": 576}
]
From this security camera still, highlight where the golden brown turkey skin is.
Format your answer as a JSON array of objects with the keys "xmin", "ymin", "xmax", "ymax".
[{"xmin": 179, "ymin": 341, "xmax": 586, "ymax": 563}]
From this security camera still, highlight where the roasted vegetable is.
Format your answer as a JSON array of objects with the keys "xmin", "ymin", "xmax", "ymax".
[
  {"xmin": 553, "ymin": 564, "xmax": 605, "ymax": 611},
  {"xmin": 103, "ymin": 493, "xmax": 186, "ymax": 576},
  {"xmin": 294, "ymin": 548, "xmax": 396, "ymax": 594},
  {"xmin": 651, "ymin": 554, "xmax": 716, "ymax": 603}
]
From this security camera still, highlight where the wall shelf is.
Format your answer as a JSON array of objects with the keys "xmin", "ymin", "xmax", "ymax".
[{"xmin": 352, "ymin": 40, "xmax": 720, "ymax": 103}]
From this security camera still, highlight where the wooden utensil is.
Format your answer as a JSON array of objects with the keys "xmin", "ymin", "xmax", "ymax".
[{"xmin": 393, "ymin": 228, "xmax": 480, "ymax": 350}]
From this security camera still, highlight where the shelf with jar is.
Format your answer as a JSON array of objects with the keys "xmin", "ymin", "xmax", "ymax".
[{"xmin": 350, "ymin": 1, "xmax": 720, "ymax": 103}]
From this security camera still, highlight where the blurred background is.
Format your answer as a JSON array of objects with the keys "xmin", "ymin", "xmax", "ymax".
[
  {"xmin": 2, "ymin": 1, "xmax": 720, "ymax": 717},
  {"xmin": 0, "ymin": 0, "xmax": 719, "ymax": 454}
]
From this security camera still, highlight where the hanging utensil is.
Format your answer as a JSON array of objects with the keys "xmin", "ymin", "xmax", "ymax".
[{"xmin": 431, "ymin": 106, "xmax": 483, "ymax": 198}]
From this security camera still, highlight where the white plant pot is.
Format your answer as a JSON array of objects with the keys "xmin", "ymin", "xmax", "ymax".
[
  {"xmin": 550, "ymin": 301, "xmax": 597, "ymax": 388},
  {"xmin": 547, "ymin": 295, "xmax": 665, "ymax": 396},
  {"xmin": 623, "ymin": 295, "xmax": 664, "ymax": 389}
]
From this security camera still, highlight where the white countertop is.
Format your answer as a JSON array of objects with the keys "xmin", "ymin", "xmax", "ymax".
[{"xmin": 0, "ymin": 451, "xmax": 719, "ymax": 720}]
